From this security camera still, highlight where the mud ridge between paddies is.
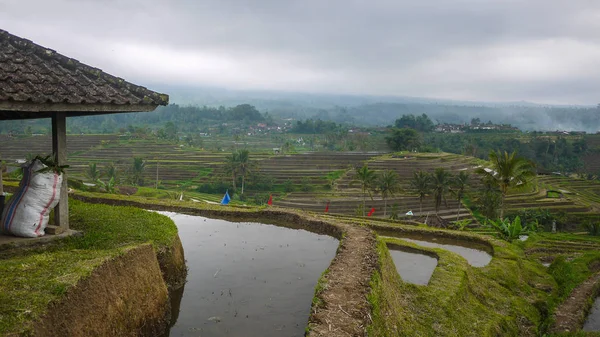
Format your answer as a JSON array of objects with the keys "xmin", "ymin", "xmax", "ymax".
[{"xmin": 549, "ymin": 271, "xmax": 600, "ymax": 334}]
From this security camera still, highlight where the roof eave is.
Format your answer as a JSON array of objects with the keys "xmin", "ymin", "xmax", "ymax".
[{"xmin": 0, "ymin": 101, "xmax": 165, "ymax": 120}]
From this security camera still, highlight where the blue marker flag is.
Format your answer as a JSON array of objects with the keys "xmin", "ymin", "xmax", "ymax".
[{"xmin": 221, "ymin": 190, "xmax": 231, "ymax": 205}]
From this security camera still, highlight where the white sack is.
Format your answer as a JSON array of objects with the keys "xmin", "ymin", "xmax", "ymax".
[{"xmin": 1, "ymin": 159, "xmax": 63, "ymax": 237}]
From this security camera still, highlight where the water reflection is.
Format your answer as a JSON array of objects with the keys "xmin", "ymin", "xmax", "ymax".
[
  {"xmin": 157, "ymin": 212, "xmax": 338, "ymax": 337},
  {"xmin": 379, "ymin": 231, "xmax": 492, "ymax": 267},
  {"xmin": 388, "ymin": 246, "xmax": 437, "ymax": 285}
]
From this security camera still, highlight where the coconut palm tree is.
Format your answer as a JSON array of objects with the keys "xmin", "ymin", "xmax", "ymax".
[
  {"xmin": 237, "ymin": 149, "xmax": 251, "ymax": 195},
  {"xmin": 224, "ymin": 151, "xmax": 239, "ymax": 191},
  {"xmin": 475, "ymin": 150, "xmax": 536, "ymax": 219},
  {"xmin": 452, "ymin": 171, "xmax": 470, "ymax": 221},
  {"xmin": 430, "ymin": 168, "xmax": 453, "ymax": 215},
  {"xmin": 104, "ymin": 162, "xmax": 119, "ymax": 183},
  {"xmin": 131, "ymin": 157, "xmax": 146, "ymax": 186},
  {"xmin": 352, "ymin": 165, "xmax": 376, "ymax": 216},
  {"xmin": 410, "ymin": 170, "xmax": 431, "ymax": 215},
  {"xmin": 377, "ymin": 170, "xmax": 400, "ymax": 216},
  {"xmin": 85, "ymin": 163, "xmax": 101, "ymax": 182}
]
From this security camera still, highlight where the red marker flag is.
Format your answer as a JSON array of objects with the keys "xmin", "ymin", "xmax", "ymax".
[
  {"xmin": 267, "ymin": 194, "xmax": 273, "ymax": 205},
  {"xmin": 325, "ymin": 201, "xmax": 330, "ymax": 213},
  {"xmin": 367, "ymin": 207, "xmax": 376, "ymax": 216}
]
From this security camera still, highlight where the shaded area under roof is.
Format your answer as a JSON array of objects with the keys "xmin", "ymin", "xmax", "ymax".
[{"xmin": 0, "ymin": 29, "xmax": 168, "ymax": 120}]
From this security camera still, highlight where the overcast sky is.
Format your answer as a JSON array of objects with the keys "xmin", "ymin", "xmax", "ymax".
[{"xmin": 2, "ymin": 0, "xmax": 600, "ymax": 105}]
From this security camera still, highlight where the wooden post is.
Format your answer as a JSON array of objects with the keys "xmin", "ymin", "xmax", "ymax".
[{"xmin": 51, "ymin": 112, "xmax": 68, "ymax": 233}]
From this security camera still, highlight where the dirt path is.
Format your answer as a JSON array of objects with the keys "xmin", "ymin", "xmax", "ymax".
[
  {"xmin": 549, "ymin": 271, "xmax": 600, "ymax": 333},
  {"xmin": 307, "ymin": 223, "xmax": 378, "ymax": 337}
]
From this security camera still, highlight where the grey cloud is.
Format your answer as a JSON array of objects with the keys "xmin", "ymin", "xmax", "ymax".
[{"xmin": 2, "ymin": 0, "xmax": 600, "ymax": 104}]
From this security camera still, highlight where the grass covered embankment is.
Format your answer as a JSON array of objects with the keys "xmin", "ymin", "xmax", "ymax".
[
  {"xmin": 367, "ymin": 227, "xmax": 557, "ymax": 336},
  {"xmin": 0, "ymin": 200, "xmax": 186, "ymax": 336}
]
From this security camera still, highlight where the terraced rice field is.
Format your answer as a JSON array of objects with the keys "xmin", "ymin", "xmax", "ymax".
[
  {"xmin": 274, "ymin": 153, "xmax": 481, "ymax": 222},
  {"xmin": 535, "ymin": 175, "xmax": 600, "ymax": 217},
  {"xmin": 523, "ymin": 233, "xmax": 600, "ymax": 267},
  {"xmin": 584, "ymin": 134, "xmax": 600, "ymax": 174}
]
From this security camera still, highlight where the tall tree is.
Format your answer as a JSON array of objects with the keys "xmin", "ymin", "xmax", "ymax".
[
  {"xmin": 377, "ymin": 170, "xmax": 400, "ymax": 216},
  {"xmin": 131, "ymin": 157, "xmax": 146, "ymax": 186},
  {"xmin": 475, "ymin": 150, "xmax": 536, "ymax": 219},
  {"xmin": 452, "ymin": 171, "xmax": 470, "ymax": 221},
  {"xmin": 85, "ymin": 163, "xmax": 101, "ymax": 182},
  {"xmin": 224, "ymin": 151, "xmax": 239, "ymax": 191},
  {"xmin": 410, "ymin": 170, "xmax": 431, "ymax": 215},
  {"xmin": 237, "ymin": 149, "xmax": 251, "ymax": 195},
  {"xmin": 104, "ymin": 162, "xmax": 119, "ymax": 183},
  {"xmin": 385, "ymin": 127, "xmax": 421, "ymax": 151},
  {"xmin": 430, "ymin": 168, "xmax": 453, "ymax": 215},
  {"xmin": 352, "ymin": 165, "xmax": 376, "ymax": 216}
]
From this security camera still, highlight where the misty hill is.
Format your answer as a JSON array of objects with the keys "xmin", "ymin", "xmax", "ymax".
[{"xmin": 152, "ymin": 85, "xmax": 600, "ymax": 132}]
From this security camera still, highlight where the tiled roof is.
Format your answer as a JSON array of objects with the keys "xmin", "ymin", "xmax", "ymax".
[{"xmin": 0, "ymin": 29, "xmax": 168, "ymax": 107}]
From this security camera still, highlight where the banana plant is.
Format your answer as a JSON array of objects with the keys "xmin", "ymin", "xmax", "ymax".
[{"xmin": 488, "ymin": 216, "xmax": 527, "ymax": 242}]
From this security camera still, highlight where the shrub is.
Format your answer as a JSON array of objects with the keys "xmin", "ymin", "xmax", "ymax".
[
  {"xmin": 197, "ymin": 181, "xmax": 231, "ymax": 194},
  {"xmin": 301, "ymin": 177, "xmax": 313, "ymax": 192},
  {"xmin": 283, "ymin": 179, "xmax": 295, "ymax": 192},
  {"xmin": 505, "ymin": 208, "xmax": 554, "ymax": 232},
  {"xmin": 388, "ymin": 203, "xmax": 399, "ymax": 220},
  {"xmin": 584, "ymin": 218, "xmax": 600, "ymax": 236},
  {"xmin": 252, "ymin": 193, "xmax": 270, "ymax": 205}
]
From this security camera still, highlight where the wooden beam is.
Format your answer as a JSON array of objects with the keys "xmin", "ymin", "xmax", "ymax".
[
  {"xmin": 0, "ymin": 101, "xmax": 159, "ymax": 116},
  {"xmin": 51, "ymin": 112, "xmax": 68, "ymax": 233}
]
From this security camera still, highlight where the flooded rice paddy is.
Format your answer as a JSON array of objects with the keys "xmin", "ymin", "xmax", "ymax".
[
  {"xmin": 159, "ymin": 212, "xmax": 338, "ymax": 337},
  {"xmin": 387, "ymin": 246, "xmax": 437, "ymax": 285},
  {"xmin": 583, "ymin": 297, "xmax": 600, "ymax": 331},
  {"xmin": 379, "ymin": 231, "xmax": 492, "ymax": 267}
]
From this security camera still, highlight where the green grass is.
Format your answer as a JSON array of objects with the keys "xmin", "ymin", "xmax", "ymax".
[
  {"xmin": 0, "ymin": 199, "xmax": 179, "ymax": 335},
  {"xmin": 367, "ymin": 232, "xmax": 556, "ymax": 336}
]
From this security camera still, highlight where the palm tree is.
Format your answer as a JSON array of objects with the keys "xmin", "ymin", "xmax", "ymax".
[
  {"xmin": 430, "ymin": 168, "xmax": 453, "ymax": 215},
  {"xmin": 132, "ymin": 157, "xmax": 146, "ymax": 186},
  {"xmin": 452, "ymin": 171, "xmax": 470, "ymax": 221},
  {"xmin": 410, "ymin": 170, "xmax": 431, "ymax": 215},
  {"xmin": 475, "ymin": 150, "xmax": 536, "ymax": 219},
  {"xmin": 377, "ymin": 170, "xmax": 400, "ymax": 216},
  {"xmin": 224, "ymin": 151, "xmax": 239, "ymax": 191},
  {"xmin": 237, "ymin": 149, "xmax": 251, "ymax": 195},
  {"xmin": 104, "ymin": 162, "xmax": 119, "ymax": 183},
  {"xmin": 351, "ymin": 165, "xmax": 376, "ymax": 216},
  {"xmin": 85, "ymin": 163, "xmax": 101, "ymax": 182}
]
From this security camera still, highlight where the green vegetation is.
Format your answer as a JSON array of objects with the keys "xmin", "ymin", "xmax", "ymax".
[
  {"xmin": 488, "ymin": 216, "xmax": 528, "ymax": 242},
  {"xmin": 452, "ymin": 171, "xmax": 470, "ymax": 221},
  {"xmin": 475, "ymin": 150, "xmax": 536, "ymax": 219},
  {"xmin": 385, "ymin": 127, "xmax": 421, "ymax": 151},
  {"xmin": 376, "ymin": 170, "xmax": 400, "ymax": 216},
  {"xmin": 430, "ymin": 168, "xmax": 453, "ymax": 215},
  {"xmin": 0, "ymin": 200, "xmax": 179, "ymax": 335},
  {"xmin": 410, "ymin": 170, "xmax": 431, "ymax": 214},
  {"xmin": 351, "ymin": 165, "xmax": 377, "ymax": 216},
  {"xmin": 368, "ymin": 234, "xmax": 555, "ymax": 336}
]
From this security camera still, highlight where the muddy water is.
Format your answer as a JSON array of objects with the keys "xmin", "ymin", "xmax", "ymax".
[
  {"xmin": 158, "ymin": 212, "xmax": 338, "ymax": 337},
  {"xmin": 379, "ymin": 231, "xmax": 492, "ymax": 267},
  {"xmin": 583, "ymin": 297, "xmax": 600, "ymax": 331},
  {"xmin": 388, "ymin": 247, "xmax": 437, "ymax": 285}
]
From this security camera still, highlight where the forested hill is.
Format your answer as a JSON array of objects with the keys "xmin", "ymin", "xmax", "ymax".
[
  {"xmin": 154, "ymin": 85, "xmax": 600, "ymax": 132},
  {"xmin": 344, "ymin": 103, "xmax": 600, "ymax": 132},
  {"xmin": 1, "ymin": 90, "xmax": 599, "ymax": 134}
]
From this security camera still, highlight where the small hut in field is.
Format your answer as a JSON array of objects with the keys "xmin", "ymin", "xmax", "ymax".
[{"xmin": 0, "ymin": 29, "xmax": 168, "ymax": 234}]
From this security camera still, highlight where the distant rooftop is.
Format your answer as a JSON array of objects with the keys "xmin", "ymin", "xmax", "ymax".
[{"xmin": 0, "ymin": 29, "xmax": 168, "ymax": 119}]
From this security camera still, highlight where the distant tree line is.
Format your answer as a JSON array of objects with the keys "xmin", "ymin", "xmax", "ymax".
[
  {"xmin": 0, "ymin": 103, "xmax": 268, "ymax": 135},
  {"xmin": 291, "ymin": 119, "xmax": 342, "ymax": 134}
]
